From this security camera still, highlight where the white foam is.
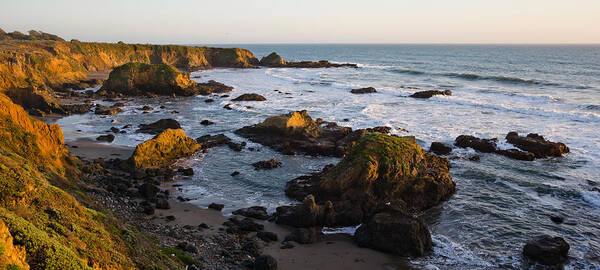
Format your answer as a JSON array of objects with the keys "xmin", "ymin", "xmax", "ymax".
[{"xmin": 322, "ymin": 225, "xmax": 361, "ymax": 235}]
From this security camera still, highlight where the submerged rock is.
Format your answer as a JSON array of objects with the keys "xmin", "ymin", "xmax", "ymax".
[
  {"xmin": 232, "ymin": 93, "xmax": 267, "ymax": 101},
  {"xmin": 523, "ymin": 236, "xmax": 570, "ymax": 265},
  {"xmin": 136, "ymin": 119, "xmax": 181, "ymax": 134},
  {"xmin": 409, "ymin": 90, "xmax": 452, "ymax": 99},
  {"xmin": 129, "ymin": 129, "xmax": 201, "ymax": 169},
  {"xmin": 252, "ymin": 159, "xmax": 282, "ymax": 170},
  {"xmin": 99, "ymin": 63, "xmax": 233, "ymax": 97},
  {"xmin": 354, "ymin": 209, "xmax": 432, "ymax": 257},
  {"xmin": 350, "ymin": 87, "xmax": 377, "ymax": 94},
  {"xmin": 506, "ymin": 132, "xmax": 569, "ymax": 158}
]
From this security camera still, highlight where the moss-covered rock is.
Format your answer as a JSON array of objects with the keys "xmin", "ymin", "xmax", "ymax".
[{"xmin": 130, "ymin": 129, "xmax": 201, "ymax": 169}]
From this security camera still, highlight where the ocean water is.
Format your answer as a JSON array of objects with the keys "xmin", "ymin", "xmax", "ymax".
[{"xmin": 57, "ymin": 45, "xmax": 600, "ymax": 269}]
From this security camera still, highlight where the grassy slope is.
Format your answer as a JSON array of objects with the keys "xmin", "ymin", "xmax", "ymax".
[{"xmin": 0, "ymin": 93, "xmax": 182, "ymax": 269}]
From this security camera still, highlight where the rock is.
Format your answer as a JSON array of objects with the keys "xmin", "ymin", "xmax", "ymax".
[
  {"xmin": 179, "ymin": 167, "xmax": 194, "ymax": 176},
  {"xmin": 231, "ymin": 171, "xmax": 240, "ymax": 176},
  {"xmin": 232, "ymin": 93, "xmax": 267, "ymax": 101},
  {"xmin": 176, "ymin": 242, "xmax": 198, "ymax": 253},
  {"xmin": 113, "ymin": 102, "xmax": 126, "ymax": 107},
  {"xmin": 136, "ymin": 119, "xmax": 181, "ymax": 134},
  {"xmin": 506, "ymin": 132, "xmax": 569, "ymax": 158},
  {"xmin": 200, "ymin": 119, "xmax": 215, "ymax": 125},
  {"xmin": 282, "ymin": 134, "xmax": 455, "ymax": 226},
  {"xmin": 140, "ymin": 105, "xmax": 153, "ymax": 111},
  {"xmin": 233, "ymin": 206, "xmax": 269, "ymax": 220},
  {"xmin": 468, "ymin": 155, "xmax": 480, "ymax": 161},
  {"xmin": 205, "ymin": 98, "xmax": 214, "ymax": 103},
  {"xmin": 129, "ymin": 129, "xmax": 201, "ymax": 169},
  {"xmin": 354, "ymin": 209, "xmax": 432, "ymax": 257},
  {"xmin": 140, "ymin": 201, "xmax": 155, "ymax": 215},
  {"xmin": 156, "ymin": 198, "xmax": 170, "ymax": 209},
  {"xmin": 5, "ymin": 86, "xmax": 66, "ymax": 115},
  {"xmin": 139, "ymin": 183, "xmax": 159, "ymax": 199},
  {"xmin": 430, "ymin": 142, "xmax": 452, "ymax": 155},
  {"xmin": 550, "ymin": 215, "xmax": 564, "ymax": 224},
  {"xmin": 495, "ymin": 149, "xmax": 535, "ymax": 161},
  {"xmin": 275, "ymin": 195, "xmax": 337, "ymax": 227},
  {"xmin": 409, "ymin": 90, "xmax": 452, "ymax": 99},
  {"xmin": 256, "ymin": 231, "xmax": 279, "ymax": 242},
  {"xmin": 258, "ymin": 52, "xmax": 356, "ymax": 69},
  {"xmin": 95, "ymin": 104, "xmax": 124, "ymax": 115},
  {"xmin": 259, "ymin": 52, "xmax": 286, "ymax": 67},
  {"xmin": 62, "ymin": 103, "xmax": 93, "ymax": 114},
  {"xmin": 227, "ymin": 141, "xmax": 246, "ymax": 152},
  {"xmin": 224, "ymin": 217, "xmax": 264, "ymax": 232},
  {"xmin": 254, "ymin": 255, "xmax": 277, "ymax": 270},
  {"xmin": 99, "ymin": 63, "xmax": 234, "ymax": 97},
  {"xmin": 252, "ymin": 159, "xmax": 282, "ymax": 170},
  {"xmin": 455, "ymin": 135, "xmax": 498, "ymax": 153},
  {"xmin": 110, "ymin": 127, "xmax": 120, "ymax": 133},
  {"xmin": 166, "ymin": 215, "xmax": 176, "ymax": 221},
  {"xmin": 284, "ymin": 227, "xmax": 323, "ymax": 244},
  {"xmin": 523, "ymin": 236, "xmax": 570, "ymax": 265},
  {"xmin": 196, "ymin": 134, "xmax": 232, "ymax": 148},
  {"xmin": 96, "ymin": 134, "xmax": 115, "ymax": 142},
  {"xmin": 350, "ymin": 87, "xmax": 377, "ymax": 94},
  {"xmin": 208, "ymin": 203, "xmax": 224, "ymax": 211}
]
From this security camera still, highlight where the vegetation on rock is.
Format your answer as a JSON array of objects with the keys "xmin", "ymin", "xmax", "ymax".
[{"xmin": 130, "ymin": 129, "xmax": 201, "ymax": 169}]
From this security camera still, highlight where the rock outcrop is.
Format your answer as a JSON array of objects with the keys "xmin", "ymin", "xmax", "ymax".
[
  {"xmin": 98, "ymin": 63, "xmax": 233, "ymax": 97},
  {"xmin": 258, "ymin": 52, "xmax": 357, "ymax": 68},
  {"xmin": 410, "ymin": 90, "xmax": 452, "ymax": 99},
  {"xmin": 350, "ymin": 87, "xmax": 377, "ymax": 94},
  {"xmin": 506, "ymin": 132, "xmax": 569, "ymax": 158},
  {"xmin": 523, "ymin": 236, "xmax": 570, "ymax": 265},
  {"xmin": 130, "ymin": 129, "xmax": 201, "ymax": 169},
  {"xmin": 4, "ymin": 86, "xmax": 65, "ymax": 116},
  {"xmin": 0, "ymin": 220, "xmax": 29, "ymax": 270},
  {"xmin": 232, "ymin": 93, "xmax": 267, "ymax": 101},
  {"xmin": 136, "ymin": 119, "xmax": 182, "ymax": 134}
]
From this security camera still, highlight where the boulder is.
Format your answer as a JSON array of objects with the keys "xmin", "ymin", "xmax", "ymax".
[
  {"xmin": 252, "ymin": 159, "xmax": 282, "ymax": 170},
  {"xmin": 283, "ymin": 134, "xmax": 455, "ymax": 226},
  {"xmin": 232, "ymin": 93, "xmax": 267, "ymax": 101},
  {"xmin": 354, "ymin": 209, "xmax": 432, "ymax": 257},
  {"xmin": 129, "ymin": 129, "xmax": 201, "ymax": 169},
  {"xmin": 506, "ymin": 132, "xmax": 569, "ymax": 158},
  {"xmin": 350, "ymin": 87, "xmax": 377, "ymax": 94},
  {"xmin": 95, "ymin": 105, "xmax": 124, "ymax": 115},
  {"xmin": 523, "ymin": 236, "xmax": 570, "ymax": 265},
  {"xmin": 233, "ymin": 206, "xmax": 269, "ymax": 220},
  {"xmin": 196, "ymin": 134, "xmax": 232, "ymax": 148},
  {"xmin": 224, "ymin": 217, "xmax": 264, "ymax": 232},
  {"xmin": 409, "ymin": 90, "xmax": 452, "ymax": 99},
  {"xmin": 259, "ymin": 52, "xmax": 286, "ymax": 67},
  {"xmin": 430, "ymin": 142, "xmax": 452, "ymax": 155},
  {"xmin": 99, "ymin": 63, "xmax": 233, "ymax": 96},
  {"xmin": 208, "ymin": 203, "xmax": 224, "ymax": 211},
  {"xmin": 96, "ymin": 134, "xmax": 115, "ymax": 143},
  {"xmin": 455, "ymin": 135, "xmax": 498, "ymax": 153},
  {"xmin": 275, "ymin": 195, "xmax": 337, "ymax": 227},
  {"xmin": 200, "ymin": 119, "xmax": 215, "ymax": 125},
  {"xmin": 136, "ymin": 119, "xmax": 182, "ymax": 134}
]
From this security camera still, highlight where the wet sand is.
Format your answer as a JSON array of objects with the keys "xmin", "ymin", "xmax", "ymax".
[{"xmin": 66, "ymin": 137, "xmax": 134, "ymax": 160}]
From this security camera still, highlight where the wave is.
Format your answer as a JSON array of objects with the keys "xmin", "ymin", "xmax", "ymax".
[
  {"xmin": 388, "ymin": 68, "xmax": 426, "ymax": 75},
  {"xmin": 443, "ymin": 72, "xmax": 557, "ymax": 86}
]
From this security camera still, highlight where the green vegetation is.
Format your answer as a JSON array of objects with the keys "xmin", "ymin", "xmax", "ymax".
[{"xmin": 160, "ymin": 247, "xmax": 197, "ymax": 266}]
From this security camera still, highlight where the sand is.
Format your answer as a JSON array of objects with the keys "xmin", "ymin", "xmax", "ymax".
[{"xmin": 66, "ymin": 137, "xmax": 134, "ymax": 160}]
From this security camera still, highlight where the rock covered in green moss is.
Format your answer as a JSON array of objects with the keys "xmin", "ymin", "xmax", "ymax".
[
  {"xmin": 130, "ymin": 128, "xmax": 201, "ymax": 169},
  {"xmin": 99, "ymin": 62, "xmax": 233, "ymax": 97}
]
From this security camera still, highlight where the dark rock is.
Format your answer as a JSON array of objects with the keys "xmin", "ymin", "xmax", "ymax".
[
  {"xmin": 62, "ymin": 103, "xmax": 93, "ymax": 114},
  {"xmin": 232, "ymin": 93, "xmax": 267, "ymax": 101},
  {"xmin": 240, "ymin": 260, "xmax": 254, "ymax": 268},
  {"xmin": 350, "ymin": 87, "xmax": 377, "ymax": 94},
  {"xmin": 139, "ymin": 183, "xmax": 159, "ymax": 199},
  {"xmin": 208, "ymin": 203, "xmax": 224, "ymax": 211},
  {"xmin": 257, "ymin": 231, "xmax": 279, "ymax": 242},
  {"xmin": 95, "ymin": 105, "xmax": 123, "ymax": 115},
  {"xmin": 259, "ymin": 52, "xmax": 356, "ymax": 69},
  {"xmin": 254, "ymin": 255, "xmax": 277, "ymax": 270},
  {"xmin": 252, "ymin": 159, "xmax": 282, "ymax": 170},
  {"xmin": 156, "ymin": 198, "xmax": 170, "ymax": 209},
  {"xmin": 275, "ymin": 195, "xmax": 337, "ymax": 227},
  {"xmin": 280, "ymin": 242, "xmax": 294, "ymax": 249},
  {"xmin": 140, "ymin": 201, "xmax": 155, "ymax": 215},
  {"xmin": 284, "ymin": 227, "xmax": 323, "ymax": 244},
  {"xmin": 110, "ymin": 127, "xmax": 120, "ymax": 133},
  {"xmin": 233, "ymin": 206, "xmax": 269, "ymax": 220},
  {"xmin": 242, "ymin": 241, "xmax": 260, "ymax": 257},
  {"xmin": 140, "ymin": 105, "xmax": 153, "ymax": 111},
  {"xmin": 523, "ymin": 236, "xmax": 570, "ymax": 265},
  {"xmin": 179, "ymin": 167, "xmax": 194, "ymax": 176},
  {"xmin": 455, "ymin": 135, "xmax": 498, "ymax": 153},
  {"xmin": 354, "ymin": 209, "xmax": 432, "ymax": 257},
  {"xmin": 225, "ymin": 217, "xmax": 264, "ymax": 232},
  {"xmin": 198, "ymin": 223, "xmax": 209, "ymax": 229},
  {"xmin": 166, "ymin": 215, "xmax": 176, "ymax": 221},
  {"xmin": 200, "ymin": 119, "xmax": 215, "ymax": 125},
  {"xmin": 409, "ymin": 90, "xmax": 452, "ymax": 99},
  {"xmin": 136, "ymin": 119, "xmax": 182, "ymax": 134},
  {"xmin": 495, "ymin": 149, "xmax": 535, "ymax": 161},
  {"xmin": 550, "ymin": 215, "xmax": 564, "ymax": 224},
  {"xmin": 430, "ymin": 142, "xmax": 452, "ymax": 155},
  {"xmin": 205, "ymin": 98, "xmax": 214, "ymax": 103},
  {"xmin": 227, "ymin": 141, "xmax": 246, "ymax": 152},
  {"xmin": 196, "ymin": 134, "xmax": 232, "ymax": 148},
  {"xmin": 96, "ymin": 134, "xmax": 115, "ymax": 143},
  {"xmin": 468, "ymin": 155, "xmax": 481, "ymax": 161},
  {"xmin": 231, "ymin": 171, "xmax": 240, "ymax": 176},
  {"xmin": 506, "ymin": 132, "xmax": 569, "ymax": 158},
  {"xmin": 176, "ymin": 242, "xmax": 198, "ymax": 253}
]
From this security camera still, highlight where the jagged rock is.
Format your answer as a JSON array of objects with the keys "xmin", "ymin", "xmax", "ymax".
[
  {"xmin": 96, "ymin": 134, "xmax": 115, "ymax": 143},
  {"xmin": 209, "ymin": 203, "xmax": 224, "ymax": 211},
  {"xmin": 284, "ymin": 227, "xmax": 323, "ymax": 244},
  {"xmin": 351, "ymin": 87, "xmax": 377, "ymax": 94},
  {"xmin": 252, "ymin": 159, "xmax": 282, "ymax": 170},
  {"xmin": 430, "ymin": 142, "xmax": 452, "ymax": 155},
  {"xmin": 136, "ymin": 119, "xmax": 181, "ymax": 134},
  {"xmin": 232, "ymin": 93, "xmax": 267, "ymax": 101},
  {"xmin": 254, "ymin": 255, "xmax": 277, "ymax": 270},
  {"xmin": 283, "ymin": 134, "xmax": 455, "ymax": 226},
  {"xmin": 354, "ymin": 209, "xmax": 432, "ymax": 256},
  {"xmin": 410, "ymin": 90, "xmax": 452, "ymax": 99},
  {"xmin": 196, "ymin": 134, "xmax": 232, "ymax": 148},
  {"xmin": 129, "ymin": 129, "xmax": 201, "ymax": 169},
  {"xmin": 506, "ymin": 132, "xmax": 569, "ymax": 158},
  {"xmin": 99, "ymin": 63, "xmax": 233, "ymax": 97},
  {"xmin": 233, "ymin": 206, "xmax": 269, "ymax": 220},
  {"xmin": 523, "ymin": 236, "xmax": 570, "ymax": 265},
  {"xmin": 95, "ymin": 104, "xmax": 123, "ymax": 115}
]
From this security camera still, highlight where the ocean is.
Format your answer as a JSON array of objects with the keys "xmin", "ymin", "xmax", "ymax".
[{"xmin": 57, "ymin": 45, "xmax": 600, "ymax": 269}]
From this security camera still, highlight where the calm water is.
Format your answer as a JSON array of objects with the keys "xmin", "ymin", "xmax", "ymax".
[{"xmin": 58, "ymin": 45, "xmax": 600, "ymax": 269}]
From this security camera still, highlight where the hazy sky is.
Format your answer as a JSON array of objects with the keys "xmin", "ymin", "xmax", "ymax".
[{"xmin": 1, "ymin": 0, "xmax": 599, "ymax": 44}]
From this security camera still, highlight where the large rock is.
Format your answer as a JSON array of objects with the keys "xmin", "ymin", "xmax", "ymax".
[
  {"xmin": 410, "ymin": 90, "xmax": 452, "ymax": 99},
  {"xmin": 99, "ymin": 63, "xmax": 233, "ymax": 97},
  {"xmin": 5, "ymin": 86, "xmax": 65, "ymax": 115},
  {"xmin": 136, "ymin": 119, "xmax": 181, "ymax": 134},
  {"xmin": 259, "ymin": 53, "xmax": 286, "ymax": 67},
  {"xmin": 523, "ymin": 236, "xmax": 570, "ymax": 265},
  {"xmin": 232, "ymin": 93, "xmax": 267, "ymax": 101},
  {"xmin": 258, "ymin": 52, "xmax": 357, "ymax": 68},
  {"xmin": 130, "ymin": 129, "xmax": 201, "ymax": 169},
  {"xmin": 280, "ymin": 134, "xmax": 455, "ymax": 227},
  {"xmin": 236, "ymin": 110, "xmax": 384, "ymax": 157},
  {"xmin": 354, "ymin": 209, "xmax": 432, "ymax": 257},
  {"xmin": 506, "ymin": 132, "xmax": 569, "ymax": 158}
]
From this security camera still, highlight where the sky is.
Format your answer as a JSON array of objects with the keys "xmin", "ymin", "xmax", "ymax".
[{"xmin": 1, "ymin": 0, "xmax": 599, "ymax": 44}]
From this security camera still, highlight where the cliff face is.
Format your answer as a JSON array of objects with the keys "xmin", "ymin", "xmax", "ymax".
[{"xmin": 0, "ymin": 40, "xmax": 259, "ymax": 92}]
